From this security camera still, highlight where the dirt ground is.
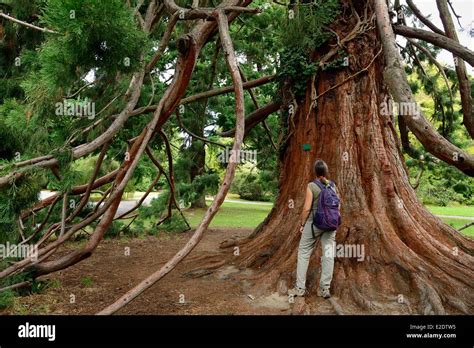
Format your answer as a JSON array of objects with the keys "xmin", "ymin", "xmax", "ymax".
[{"xmin": 2, "ymin": 228, "xmax": 341, "ymax": 315}]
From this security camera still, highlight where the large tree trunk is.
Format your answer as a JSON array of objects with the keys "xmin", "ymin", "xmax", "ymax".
[{"xmin": 211, "ymin": 6, "xmax": 474, "ymax": 314}]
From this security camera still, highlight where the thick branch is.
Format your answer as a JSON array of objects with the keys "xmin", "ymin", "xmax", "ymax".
[
  {"xmin": 436, "ymin": 0, "xmax": 473, "ymax": 138},
  {"xmin": 375, "ymin": 0, "xmax": 474, "ymax": 176},
  {"xmin": 219, "ymin": 101, "xmax": 281, "ymax": 137},
  {"xmin": 163, "ymin": 0, "xmax": 260, "ymax": 20},
  {"xmin": 405, "ymin": 0, "xmax": 445, "ymax": 35},
  {"xmin": 393, "ymin": 25, "xmax": 474, "ymax": 67},
  {"xmin": 130, "ymin": 74, "xmax": 275, "ymax": 116}
]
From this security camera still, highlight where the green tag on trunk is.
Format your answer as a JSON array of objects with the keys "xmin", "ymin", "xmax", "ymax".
[{"xmin": 302, "ymin": 144, "xmax": 311, "ymax": 151}]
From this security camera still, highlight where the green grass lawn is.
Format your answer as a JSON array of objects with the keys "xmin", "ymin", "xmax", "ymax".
[
  {"xmin": 426, "ymin": 205, "xmax": 474, "ymax": 217},
  {"xmin": 437, "ymin": 218, "xmax": 474, "ymax": 237},
  {"xmin": 183, "ymin": 201, "xmax": 273, "ymax": 229}
]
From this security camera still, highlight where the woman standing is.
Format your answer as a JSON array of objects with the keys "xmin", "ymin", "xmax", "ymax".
[{"xmin": 288, "ymin": 159, "xmax": 341, "ymax": 299}]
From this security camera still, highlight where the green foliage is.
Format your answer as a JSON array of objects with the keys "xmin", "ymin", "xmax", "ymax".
[
  {"xmin": 415, "ymin": 167, "xmax": 474, "ymax": 206},
  {"xmin": 177, "ymin": 173, "xmax": 219, "ymax": 206},
  {"xmin": 278, "ymin": 46, "xmax": 317, "ymax": 98},
  {"xmin": 281, "ymin": 0, "xmax": 340, "ymax": 52},
  {"xmin": 238, "ymin": 180, "xmax": 265, "ymax": 201},
  {"xmin": 0, "ymin": 290, "xmax": 15, "ymax": 309},
  {"xmin": 105, "ymin": 221, "xmax": 125, "ymax": 239},
  {"xmin": 0, "ymin": 100, "xmax": 31, "ymax": 159},
  {"xmin": 233, "ymin": 172, "xmax": 276, "ymax": 202},
  {"xmin": 80, "ymin": 276, "xmax": 93, "ymax": 287},
  {"xmin": 20, "ymin": 0, "xmax": 148, "ymax": 117},
  {"xmin": 0, "ymin": 176, "xmax": 42, "ymax": 244},
  {"xmin": 138, "ymin": 194, "xmax": 189, "ymax": 233},
  {"xmin": 277, "ymin": 0, "xmax": 340, "ymax": 98},
  {"xmin": 156, "ymin": 214, "xmax": 189, "ymax": 233}
]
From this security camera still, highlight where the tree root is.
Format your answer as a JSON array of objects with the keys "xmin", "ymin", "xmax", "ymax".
[
  {"xmin": 182, "ymin": 260, "xmax": 227, "ymax": 278},
  {"xmin": 350, "ymin": 284, "xmax": 375, "ymax": 312},
  {"xmin": 328, "ymin": 297, "xmax": 345, "ymax": 315},
  {"xmin": 413, "ymin": 275, "xmax": 446, "ymax": 315}
]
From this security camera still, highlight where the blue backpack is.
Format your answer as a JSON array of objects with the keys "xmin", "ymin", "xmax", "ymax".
[{"xmin": 312, "ymin": 180, "xmax": 341, "ymax": 232}]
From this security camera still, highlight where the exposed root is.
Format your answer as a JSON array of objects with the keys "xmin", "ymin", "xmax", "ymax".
[
  {"xmin": 182, "ymin": 259, "xmax": 227, "ymax": 278},
  {"xmin": 328, "ymin": 297, "xmax": 345, "ymax": 315},
  {"xmin": 413, "ymin": 275, "xmax": 446, "ymax": 315},
  {"xmin": 350, "ymin": 284, "xmax": 375, "ymax": 312}
]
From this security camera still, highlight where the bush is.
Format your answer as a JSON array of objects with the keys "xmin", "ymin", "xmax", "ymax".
[
  {"xmin": 238, "ymin": 181, "xmax": 265, "ymax": 201},
  {"xmin": 234, "ymin": 171, "xmax": 277, "ymax": 202},
  {"xmin": 138, "ymin": 194, "xmax": 189, "ymax": 233}
]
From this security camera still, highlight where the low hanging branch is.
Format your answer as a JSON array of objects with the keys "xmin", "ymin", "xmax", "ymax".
[
  {"xmin": 238, "ymin": 65, "xmax": 278, "ymax": 151},
  {"xmin": 393, "ymin": 25, "xmax": 474, "ymax": 67},
  {"xmin": 458, "ymin": 221, "xmax": 474, "ymax": 232},
  {"xmin": 375, "ymin": 0, "xmax": 474, "ymax": 177},
  {"xmin": 436, "ymin": 0, "xmax": 473, "ymax": 138},
  {"xmin": 129, "ymin": 74, "xmax": 276, "ymax": 116},
  {"xmin": 176, "ymin": 109, "xmax": 226, "ymax": 148},
  {"xmin": 0, "ymin": 11, "xmax": 58, "ymax": 34},
  {"xmin": 97, "ymin": 8, "xmax": 247, "ymax": 315},
  {"xmin": 405, "ymin": 0, "xmax": 445, "ymax": 36},
  {"xmin": 219, "ymin": 101, "xmax": 281, "ymax": 137}
]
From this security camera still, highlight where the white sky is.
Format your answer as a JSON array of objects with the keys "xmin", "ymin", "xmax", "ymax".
[{"xmin": 400, "ymin": 0, "xmax": 473, "ymax": 74}]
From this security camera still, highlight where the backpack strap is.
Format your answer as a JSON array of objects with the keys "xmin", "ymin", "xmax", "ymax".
[{"xmin": 313, "ymin": 179, "xmax": 325, "ymax": 190}]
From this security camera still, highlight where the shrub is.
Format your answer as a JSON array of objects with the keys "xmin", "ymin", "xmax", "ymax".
[
  {"xmin": 0, "ymin": 289, "xmax": 15, "ymax": 310},
  {"xmin": 238, "ymin": 180, "xmax": 265, "ymax": 201}
]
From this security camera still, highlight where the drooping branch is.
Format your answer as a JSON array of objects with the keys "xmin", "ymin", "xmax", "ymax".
[
  {"xmin": 154, "ymin": 130, "xmax": 190, "ymax": 230},
  {"xmin": 436, "ymin": 0, "xmax": 473, "ymax": 138},
  {"xmin": 163, "ymin": 0, "xmax": 261, "ymax": 20},
  {"xmin": 130, "ymin": 74, "xmax": 276, "ymax": 116},
  {"xmin": 398, "ymin": 116, "xmax": 419, "ymax": 159},
  {"xmin": 406, "ymin": 38, "xmax": 454, "ymax": 106},
  {"xmin": 393, "ymin": 25, "xmax": 474, "ymax": 67},
  {"xmin": 114, "ymin": 171, "xmax": 162, "ymax": 220},
  {"xmin": 0, "ymin": 11, "xmax": 58, "ymax": 34},
  {"xmin": 219, "ymin": 101, "xmax": 281, "ymax": 137},
  {"xmin": 97, "ymin": 8, "xmax": 247, "ymax": 315},
  {"xmin": 146, "ymin": 13, "xmax": 179, "ymax": 73},
  {"xmin": 176, "ymin": 109, "xmax": 226, "ymax": 148},
  {"xmin": 375, "ymin": 0, "xmax": 474, "ymax": 177},
  {"xmin": 20, "ymin": 169, "xmax": 119, "ymax": 221},
  {"xmin": 458, "ymin": 221, "xmax": 474, "ymax": 232},
  {"xmin": 238, "ymin": 65, "xmax": 278, "ymax": 151},
  {"xmin": 405, "ymin": 0, "xmax": 445, "ymax": 36}
]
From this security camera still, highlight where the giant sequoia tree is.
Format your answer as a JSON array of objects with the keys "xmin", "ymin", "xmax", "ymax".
[{"xmin": 0, "ymin": 0, "xmax": 473, "ymax": 315}]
